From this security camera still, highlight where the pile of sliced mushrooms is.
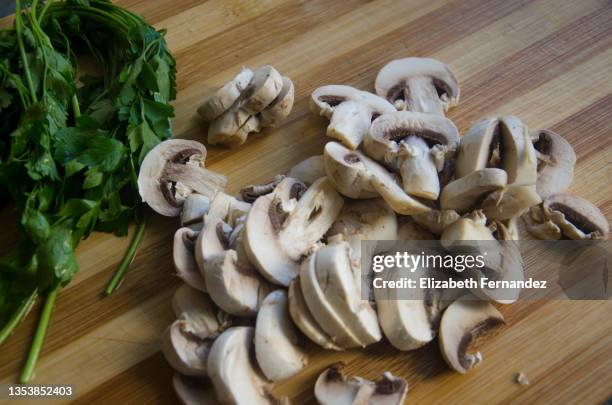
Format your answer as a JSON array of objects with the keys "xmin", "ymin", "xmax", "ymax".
[{"xmin": 138, "ymin": 58, "xmax": 609, "ymax": 404}]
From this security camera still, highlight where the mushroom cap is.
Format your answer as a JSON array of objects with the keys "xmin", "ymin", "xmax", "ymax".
[
  {"xmin": 198, "ymin": 68, "xmax": 254, "ymax": 121},
  {"xmin": 364, "ymin": 111, "xmax": 460, "ymax": 165},
  {"xmin": 310, "ymin": 85, "xmax": 395, "ymax": 118},
  {"xmin": 138, "ymin": 139, "xmax": 227, "ymax": 217},
  {"xmin": 207, "ymin": 327, "xmax": 273, "ymax": 405},
  {"xmin": 543, "ymin": 193, "xmax": 609, "ymax": 239},
  {"xmin": 288, "ymin": 278, "xmax": 342, "ymax": 351},
  {"xmin": 172, "ymin": 374, "xmax": 219, "ymax": 405},
  {"xmin": 440, "ymin": 168, "xmax": 508, "ymax": 213},
  {"xmin": 287, "ymin": 155, "xmax": 326, "ymax": 186},
  {"xmin": 375, "ymin": 57, "xmax": 459, "ymax": 113},
  {"xmin": 259, "ymin": 76, "xmax": 295, "ymax": 128},
  {"xmin": 531, "ymin": 129, "xmax": 576, "ymax": 199},
  {"xmin": 174, "ymin": 228, "xmax": 207, "ymax": 292},
  {"xmin": 255, "ymin": 290, "xmax": 308, "ymax": 382},
  {"xmin": 439, "ymin": 296, "xmax": 505, "ymax": 373},
  {"xmin": 244, "ymin": 177, "xmax": 344, "ymax": 286}
]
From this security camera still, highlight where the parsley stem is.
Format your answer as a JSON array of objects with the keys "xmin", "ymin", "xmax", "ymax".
[
  {"xmin": 15, "ymin": 0, "xmax": 37, "ymax": 101},
  {"xmin": 105, "ymin": 219, "xmax": 146, "ymax": 295},
  {"xmin": 0, "ymin": 289, "xmax": 38, "ymax": 347},
  {"xmin": 19, "ymin": 287, "xmax": 58, "ymax": 384}
]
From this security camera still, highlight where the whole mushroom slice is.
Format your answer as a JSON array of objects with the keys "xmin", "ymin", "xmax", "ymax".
[
  {"xmin": 305, "ymin": 241, "xmax": 382, "ymax": 347},
  {"xmin": 255, "ymin": 290, "xmax": 308, "ymax": 382},
  {"xmin": 138, "ymin": 139, "xmax": 227, "ymax": 216},
  {"xmin": 200, "ymin": 216, "xmax": 272, "ymax": 316},
  {"xmin": 259, "ymin": 76, "xmax": 295, "ymax": 128},
  {"xmin": 327, "ymin": 198, "xmax": 398, "ymax": 245},
  {"xmin": 181, "ymin": 194, "xmax": 210, "ymax": 230},
  {"xmin": 439, "ymin": 296, "xmax": 505, "ymax": 373},
  {"xmin": 440, "ymin": 168, "xmax": 508, "ymax": 213},
  {"xmin": 522, "ymin": 205, "xmax": 562, "ymax": 240},
  {"xmin": 198, "ymin": 68, "xmax": 254, "ymax": 121},
  {"xmin": 364, "ymin": 111, "xmax": 460, "ymax": 200},
  {"xmin": 314, "ymin": 363, "xmax": 408, "ymax": 405},
  {"xmin": 531, "ymin": 129, "xmax": 576, "ymax": 199},
  {"xmin": 244, "ymin": 177, "xmax": 344, "ymax": 286},
  {"xmin": 288, "ymin": 278, "xmax": 342, "ymax": 351},
  {"xmin": 310, "ymin": 85, "xmax": 395, "ymax": 149},
  {"xmin": 287, "ymin": 155, "xmax": 326, "ymax": 186},
  {"xmin": 207, "ymin": 327, "xmax": 275, "ymax": 405},
  {"xmin": 174, "ymin": 228, "xmax": 207, "ymax": 292},
  {"xmin": 172, "ymin": 374, "xmax": 219, "ymax": 405},
  {"xmin": 241, "ymin": 65, "xmax": 284, "ymax": 115},
  {"xmin": 324, "ymin": 142, "xmax": 432, "ymax": 215},
  {"xmin": 542, "ymin": 194, "xmax": 609, "ymax": 240},
  {"xmin": 375, "ymin": 57, "xmax": 459, "ymax": 115},
  {"xmin": 162, "ymin": 318, "xmax": 214, "ymax": 376}
]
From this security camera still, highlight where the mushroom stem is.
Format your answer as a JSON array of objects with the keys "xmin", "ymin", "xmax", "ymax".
[
  {"xmin": 398, "ymin": 136, "xmax": 440, "ymax": 200},
  {"xmin": 165, "ymin": 164, "xmax": 228, "ymax": 200},
  {"xmin": 327, "ymin": 101, "xmax": 372, "ymax": 150},
  {"xmin": 405, "ymin": 76, "xmax": 445, "ymax": 115}
]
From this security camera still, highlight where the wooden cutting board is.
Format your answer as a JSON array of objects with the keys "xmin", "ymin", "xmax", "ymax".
[{"xmin": 1, "ymin": 0, "xmax": 611, "ymax": 403}]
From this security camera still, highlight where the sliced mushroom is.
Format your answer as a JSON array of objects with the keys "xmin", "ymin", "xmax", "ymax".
[
  {"xmin": 207, "ymin": 327, "xmax": 275, "ymax": 405},
  {"xmin": 412, "ymin": 209, "xmax": 460, "ymax": 235},
  {"xmin": 198, "ymin": 68, "xmax": 254, "ymax": 121},
  {"xmin": 481, "ymin": 184, "xmax": 542, "ymax": 221},
  {"xmin": 301, "ymin": 241, "xmax": 381, "ymax": 348},
  {"xmin": 324, "ymin": 142, "xmax": 432, "ymax": 215},
  {"xmin": 255, "ymin": 290, "xmax": 308, "ymax": 382},
  {"xmin": 375, "ymin": 267, "xmax": 443, "ymax": 351},
  {"xmin": 181, "ymin": 194, "xmax": 210, "ymax": 230},
  {"xmin": 287, "ymin": 155, "xmax": 326, "ymax": 186},
  {"xmin": 172, "ymin": 284, "xmax": 229, "ymax": 339},
  {"xmin": 162, "ymin": 318, "xmax": 214, "ymax": 376},
  {"xmin": 440, "ymin": 210, "xmax": 495, "ymax": 242},
  {"xmin": 138, "ymin": 140, "xmax": 227, "ymax": 216},
  {"xmin": 244, "ymin": 177, "xmax": 344, "ymax": 286},
  {"xmin": 522, "ymin": 206, "xmax": 562, "ymax": 240},
  {"xmin": 208, "ymin": 108, "xmax": 261, "ymax": 147},
  {"xmin": 241, "ymin": 65, "xmax": 284, "ymax": 115},
  {"xmin": 173, "ymin": 374, "xmax": 219, "ymax": 405},
  {"xmin": 439, "ymin": 296, "xmax": 505, "ymax": 373},
  {"xmin": 259, "ymin": 76, "xmax": 295, "ymax": 128},
  {"xmin": 363, "ymin": 111, "xmax": 460, "ymax": 200},
  {"xmin": 199, "ymin": 216, "xmax": 272, "ymax": 316},
  {"xmin": 174, "ymin": 228, "xmax": 207, "ymax": 292},
  {"xmin": 327, "ymin": 199, "xmax": 398, "ymax": 243},
  {"xmin": 288, "ymin": 278, "xmax": 342, "ymax": 351},
  {"xmin": 310, "ymin": 85, "xmax": 395, "ymax": 149},
  {"xmin": 314, "ymin": 363, "xmax": 408, "ymax": 405},
  {"xmin": 440, "ymin": 168, "xmax": 508, "ymax": 213},
  {"xmin": 240, "ymin": 175, "xmax": 285, "ymax": 203},
  {"xmin": 541, "ymin": 194, "xmax": 609, "ymax": 240},
  {"xmin": 396, "ymin": 216, "xmax": 434, "ymax": 240},
  {"xmin": 375, "ymin": 57, "xmax": 459, "ymax": 115},
  {"xmin": 531, "ymin": 129, "xmax": 576, "ymax": 199}
]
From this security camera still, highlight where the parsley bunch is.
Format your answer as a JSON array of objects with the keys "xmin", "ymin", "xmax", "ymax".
[{"xmin": 0, "ymin": 0, "xmax": 176, "ymax": 382}]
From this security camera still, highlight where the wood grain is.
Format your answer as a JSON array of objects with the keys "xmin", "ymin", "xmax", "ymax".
[{"xmin": 1, "ymin": 0, "xmax": 611, "ymax": 403}]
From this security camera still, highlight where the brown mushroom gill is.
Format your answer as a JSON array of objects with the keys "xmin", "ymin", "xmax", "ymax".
[
  {"xmin": 548, "ymin": 203, "xmax": 599, "ymax": 235},
  {"xmin": 386, "ymin": 78, "xmax": 453, "ymax": 106},
  {"xmin": 533, "ymin": 131, "xmax": 553, "ymax": 171},
  {"xmin": 318, "ymin": 95, "xmax": 345, "ymax": 107},
  {"xmin": 385, "ymin": 127, "xmax": 449, "ymax": 147},
  {"xmin": 457, "ymin": 317, "xmax": 504, "ymax": 370},
  {"xmin": 160, "ymin": 149, "xmax": 204, "ymax": 207},
  {"xmin": 267, "ymin": 182, "xmax": 307, "ymax": 231}
]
